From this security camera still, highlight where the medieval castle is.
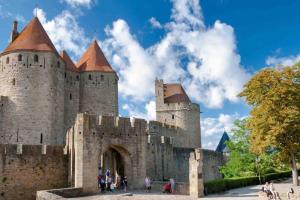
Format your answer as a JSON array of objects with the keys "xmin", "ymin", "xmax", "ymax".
[{"xmin": 0, "ymin": 18, "xmax": 225, "ymax": 200}]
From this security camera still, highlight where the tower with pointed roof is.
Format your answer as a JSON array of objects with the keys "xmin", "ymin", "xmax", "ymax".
[
  {"xmin": 0, "ymin": 17, "xmax": 65, "ymax": 145},
  {"xmin": 155, "ymin": 79, "xmax": 201, "ymax": 148},
  {"xmin": 77, "ymin": 40, "xmax": 118, "ymax": 116},
  {"xmin": 61, "ymin": 50, "xmax": 80, "ymax": 131}
]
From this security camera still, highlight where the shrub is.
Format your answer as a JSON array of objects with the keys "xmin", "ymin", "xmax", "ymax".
[{"xmin": 204, "ymin": 171, "xmax": 292, "ymax": 195}]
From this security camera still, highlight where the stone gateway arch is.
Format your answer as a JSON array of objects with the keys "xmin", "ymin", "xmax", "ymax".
[{"xmin": 67, "ymin": 114, "xmax": 147, "ymax": 192}]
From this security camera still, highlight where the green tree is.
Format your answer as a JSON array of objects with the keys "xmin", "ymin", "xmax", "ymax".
[
  {"xmin": 220, "ymin": 119, "xmax": 256, "ymax": 178},
  {"xmin": 239, "ymin": 65, "xmax": 300, "ymax": 185}
]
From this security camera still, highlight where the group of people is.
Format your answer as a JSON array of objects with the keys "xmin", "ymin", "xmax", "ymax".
[
  {"xmin": 98, "ymin": 169, "xmax": 176, "ymax": 194},
  {"xmin": 262, "ymin": 182, "xmax": 295, "ymax": 200},
  {"xmin": 98, "ymin": 169, "xmax": 128, "ymax": 193},
  {"xmin": 144, "ymin": 176, "xmax": 176, "ymax": 194},
  {"xmin": 262, "ymin": 182, "xmax": 281, "ymax": 200}
]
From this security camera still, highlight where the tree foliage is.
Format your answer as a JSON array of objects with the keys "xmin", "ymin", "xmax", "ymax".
[
  {"xmin": 220, "ymin": 119, "xmax": 279, "ymax": 178},
  {"xmin": 239, "ymin": 65, "xmax": 300, "ymax": 185}
]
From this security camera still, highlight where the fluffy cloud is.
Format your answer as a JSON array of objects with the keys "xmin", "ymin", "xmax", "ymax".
[
  {"xmin": 61, "ymin": 0, "xmax": 93, "ymax": 8},
  {"xmin": 201, "ymin": 113, "xmax": 241, "ymax": 149},
  {"xmin": 266, "ymin": 54, "xmax": 300, "ymax": 67},
  {"xmin": 35, "ymin": 8, "xmax": 89, "ymax": 58},
  {"xmin": 102, "ymin": 0, "xmax": 250, "ymax": 108},
  {"xmin": 122, "ymin": 101, "xmax": 156, "ymax": 121}
]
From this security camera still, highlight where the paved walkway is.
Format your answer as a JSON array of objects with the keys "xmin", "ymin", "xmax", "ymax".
[{"xmin": 73, "ymin": 178, "xmax": 300, "ymax": 200}]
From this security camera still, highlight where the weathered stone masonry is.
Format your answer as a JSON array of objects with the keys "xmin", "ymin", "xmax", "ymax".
[
  {"xmin": 0, "ymin": 144, "xmax": 68, "ymax": 200},
  {"xmin": 66, "ymin": 114, "xmax": 147, "ymax": 192}
]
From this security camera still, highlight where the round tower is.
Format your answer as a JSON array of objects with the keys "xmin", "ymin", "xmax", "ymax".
[
  {"xmin": 61, "ymin": 50, "xmax": 80, "ymax": 132},
  {"xmin": 77, "ymin": 40, "xmax": 118, "ymax": 116},
  {"xmin": 155, "ymin": 79, "xmax": 201, "ymax": 148},
  {"xmin": 0, "ymin": 18, "xmax": 65, "ymax": 145}
]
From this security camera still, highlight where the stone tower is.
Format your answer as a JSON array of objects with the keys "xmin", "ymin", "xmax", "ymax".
[
  {"xmin": 61, "ymin": 50, "xmax": 80, "ymax": 131},
  {"xmin": 77, "ymin": 40, "xmax": 118, "ymax": 116},
  {"xmin": 155, "ymin": 79, "xmax": 201, "ymax": 148},
  {"xmin": 0, "ymin": 18, "xmax": 65, "ymax": 145}
]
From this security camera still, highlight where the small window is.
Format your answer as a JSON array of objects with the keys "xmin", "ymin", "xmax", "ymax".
[
  {"xmin": 65, "ymin": 73, "xmax": 67, "ymax": 78},
  {"xmin": 100, "ymin": 74, "xmax": 104, "ymax": 81},
  {"xmin": 172, "ymin": 114, "xmax": 175, "ymax": 119},
  {"xmin": 89, "ymin": 74, "xmax": 92, "ymax": 80},
  {"xmin": 70, "ymin": 93, "xmax": 72, "ymax": 100},
  {"xmin": 12, "ymin": 78, "xmax": 15, "ymax": 86},
  {"xmin": 18, "ymin": 54, "xmax": 22, "ymax": 61},
  {"xmin": 40, "ymin": 133, "xmax": 43, "ymax": 144},
  {"xmin": 6, "ymin": 57, "xmax": 9, "ymax": 64},
  {"xmin": 57, "ymin": 61, "xmax": 60, "ymax": 68},
  {"xmin": 76, "ymin": 75, "xmax": 79, "ymax": 81},
  {"xmin": 34, "ymin": 55, "xmax": 39, "ymax": 62}
]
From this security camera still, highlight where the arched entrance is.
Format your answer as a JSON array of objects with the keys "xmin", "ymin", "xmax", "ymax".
[{"xmin": 100, "ymin": 147, "xmax": 125, "ymax": 178}]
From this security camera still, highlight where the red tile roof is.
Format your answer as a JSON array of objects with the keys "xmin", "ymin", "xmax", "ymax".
[
  {"xmin": 77, "ymin": 40, "xmax": 115, "ymax": 73},
  {"xmin": 60, "ymin": 50, "xmax": 79, "ymax": 72},
  {"xmin": 163, "ymin": 84, "xmax": 191, "ymax": 103},
  {"xmin": 2, "ymin": 17, "xmax": 58, "ymax": 55}
]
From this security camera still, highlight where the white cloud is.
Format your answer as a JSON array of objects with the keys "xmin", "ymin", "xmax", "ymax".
[
  {"xmin": 149, "ymin": 17, "xmax": 162, "ymax": 29},
  {"xmin": 35, "ymin": 8, "xmax": 89, "ymax": 58},
  {"xmin": 102, "ymin": 0, "xmax": 250, "ymax": 108},
  {"xmin": 122, "ymin": 101, "xmax": 156, "ymax": 121},
  {"xmin": 201, "ymin": 113, "xmax": 241, "ymax": 150},
  {"xmin": 266, "ymin": 54, "xmax": 300, "ymax": 67},
  {"xmin": 61, "ymin": 0, "xmax": 93, "ymax": 8}
]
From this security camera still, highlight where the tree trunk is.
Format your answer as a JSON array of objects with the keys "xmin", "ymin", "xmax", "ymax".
[{"xmin": 291, "ymin": 153, "xmax": 299, "ymax": 186}]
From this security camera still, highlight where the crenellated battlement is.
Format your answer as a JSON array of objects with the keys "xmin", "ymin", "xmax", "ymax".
[
  {"xmin": 74, "ymin": 114, "xmax": 148, "ymax": 139},
  {"xmin": 0, "ymin": 144, "xmax": 67, "ymax": 156},
  {"xmin": 148, "ymin": 120, "xmax": 181, "ymax": 135}
]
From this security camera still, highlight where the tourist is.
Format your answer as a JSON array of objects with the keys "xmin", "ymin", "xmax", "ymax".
[
  {"xmin": 145, "ymin": 176, "xmax": 151, "ymax": 192},
  {"xmin": 106, "ymin": 175, "xmax": 112, "ymax": 191},
  {"xmin": 122, "ymin": 176, "xmax": 128, "ymax": 192},
  {"xmin": 100, "ymin": 176, "xmax": 106, "ymax": 192},
  {"xmin": 110, "ymin": 181, "xmax": 115, "ymax": 192},
  {"xmin": 105, "ymin": 169, "xmax": 111, "ymax": 178},
  {"xmin": 170, "ymin": 178, "xmax": 175, "ymax": 193},
  {"xmin": 98, "ymin": 175, "xmax": 101, "ymax": 189},
  {"xmin": 163, "ymin": 182, "xmax": 171, "ymax": 193},
  {"xmin": 270, "ymin": 182, "xmax": 281, "ymax": 200},
  {"xmin": 287, "ymin": 187, "xmax": 294, "ymax": 200},
  {"xmin": 262, "ymin": 182, "xmax": 272, "ymax": 199}
]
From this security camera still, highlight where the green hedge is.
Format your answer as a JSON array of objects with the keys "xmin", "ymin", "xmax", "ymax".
[{"xmin": 204, "ymin": 171, "xmax": 292, "ymax": 195}]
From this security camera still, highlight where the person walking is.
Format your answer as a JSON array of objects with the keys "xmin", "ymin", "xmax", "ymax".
[
  {"xmin": 122, "ymin": 176, "xmax": 128, "ymax": 192},
  {"xmin": 170, "ymin": 178, "xmax": 175, "ymax": 194},
  {"xmin": 145, "ymin": 176, "xmax": 151, "ymax": 192}
]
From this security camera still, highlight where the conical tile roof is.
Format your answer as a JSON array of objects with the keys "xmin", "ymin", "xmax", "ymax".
[
  {"xmin": 163, "ymin": 83, "xmax": 191, "ymax": 103},
  {"xmin": 2, "ymin": 17, "xmax": 58, "ymax": 55},
  {"xmin": 60, "ymin": 50, "xmax": 79, "ymax": 72},
  {"xmin": 77, "ymin": 40, "xmax": 115, "ymax": 72}
]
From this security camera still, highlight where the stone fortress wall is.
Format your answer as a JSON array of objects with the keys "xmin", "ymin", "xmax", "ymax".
[
  {"xmin": 147, "ymin": 121, "xmax": 224, "ymax": 183},
  {"xmin": 0, "ymin": 144, "xmax": 68, "ymax": 200},
  {"xmin": 79, "ymin": 72, "xmax": 118, "ymax": 116},
  {"xmin": 0, "ymin": 52, "xmax": 65, "ymax": 145},
  {"xmin": 64, "ymin": 69, "xmax": 80, "ymax": 132},
  {"xmin": 0, "ymin": 18, "xmax": 227, "ymax": 200}
]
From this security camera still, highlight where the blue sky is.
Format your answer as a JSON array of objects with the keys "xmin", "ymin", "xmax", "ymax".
[{"xmin": 1, "ymin": 0, "xmax": 299, "ymax": 149}]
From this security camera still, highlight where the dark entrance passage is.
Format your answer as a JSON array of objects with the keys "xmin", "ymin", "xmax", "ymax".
[{"xmin": 100, "ymin": 147, "xmax": 125, "ymax": 178}]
